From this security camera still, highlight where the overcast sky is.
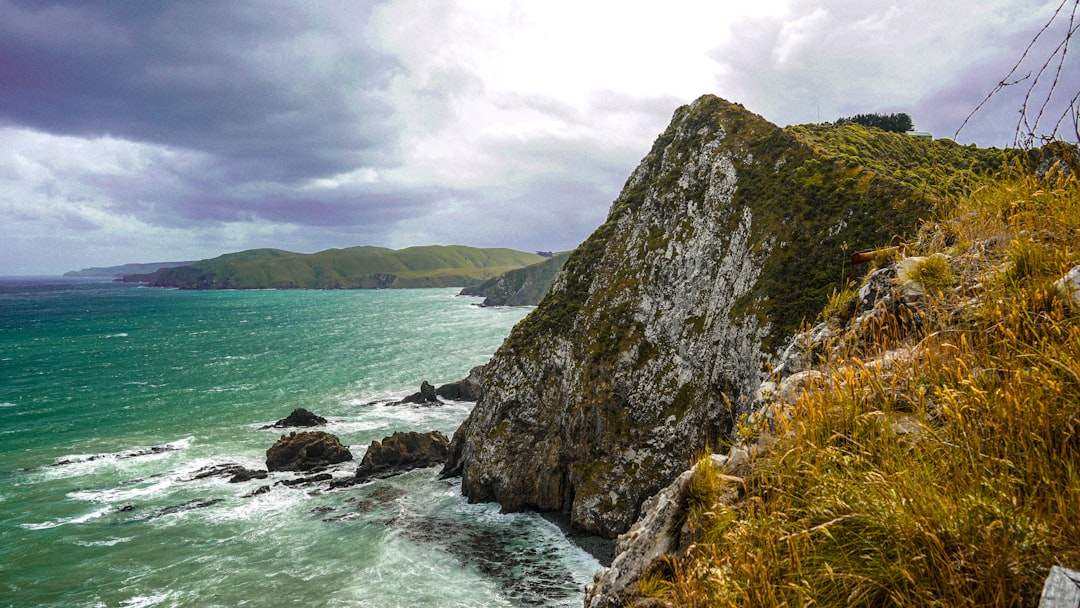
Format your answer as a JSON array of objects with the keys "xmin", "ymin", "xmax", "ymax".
[{"xmin": 1, "ymin": 0, "xmax": 1076, "ymax": 275}]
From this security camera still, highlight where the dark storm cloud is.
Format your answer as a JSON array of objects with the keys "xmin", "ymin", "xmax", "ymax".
[
  {"xmin": 4, "ymin": 0, "xmax": 1077, "ymax": 276},
  {"xmin": 0, "ymin": 0, "xmax": 401, "ymax": 181}
]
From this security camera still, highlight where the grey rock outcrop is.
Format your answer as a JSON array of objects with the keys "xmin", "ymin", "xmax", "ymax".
[
  {"xmin": 442, "ymin": 95, "xmax": 981, "ymax": 539},
  {"xmin": 435, "ymin": 366, "xmax": 485, "ymax": 401},
  {"xmin": 265, "ymin": 431, "xmax": 353, "ymax": 472},
  {"xmin": 585, "ymin": 461, "xmax": 699, "ymax": 607}
]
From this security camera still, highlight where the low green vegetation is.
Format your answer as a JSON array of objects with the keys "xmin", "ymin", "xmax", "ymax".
[
  {"xmin": 732, "ymin": 119, "xmax": 1016, "ymax": 352},
  {"xmin": 141, "ymin": 245, "xmax": 544, "ymax": 289},
  {"xmin": 837, "ymin": 112, "xmax": 914, "ymax": 133},
  {"xmin": 636, "ymin": 163, "xmax": 1080, "ymax": 606}
]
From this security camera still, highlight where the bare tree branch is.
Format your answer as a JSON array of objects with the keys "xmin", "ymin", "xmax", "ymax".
[{"xmin": 956, "ymin": 0, "xmax": 1080, "ymax": 147}]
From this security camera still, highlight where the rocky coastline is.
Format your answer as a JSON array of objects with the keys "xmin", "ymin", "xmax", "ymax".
[{"xmin": 440, "ymin": 95, "xmax": 1011, "ymax": 542}]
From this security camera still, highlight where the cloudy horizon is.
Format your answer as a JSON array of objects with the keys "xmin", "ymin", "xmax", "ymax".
[{"xmin": 1, "ymin": 0, "xmax": 1076, "ymax": 275}]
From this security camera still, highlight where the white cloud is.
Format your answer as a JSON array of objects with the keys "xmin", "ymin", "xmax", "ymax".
[
  {"xmin": 368, "ymin": 0, "xmax": 792, "ymax": 190},
  {"xmin": 709, "ymin": 0, "xmax": 1065, "ymax": 136}
]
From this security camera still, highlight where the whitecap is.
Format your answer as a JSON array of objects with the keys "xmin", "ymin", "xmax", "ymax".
[
  {"xmin": 68, "ymin": 477, "xmax": 176, "ymax": 504},
  {"xmin": 120, "ymin": 592, "xmax": 171, "ymax": 608},
  {"xmin": 41, "ymin": 437, "xmax": 195, "ymax": 479},
  {"xmin": 74, "ymin": 537, "xmax": 132, "ymax": 547},
  {"xmin": 20, "ymin": 506, "xmax": 111, "ymax": 530},
  {"xmin": 104, "ymin": 333, "xmax": 129, "ymax": 338},
  {"xmin": 202, "ymin": 486, "xmax": 306, "ymax": 523},
  {"xmin": 0, "ymin": 402, "xmax": 15, "ymax": 408}
]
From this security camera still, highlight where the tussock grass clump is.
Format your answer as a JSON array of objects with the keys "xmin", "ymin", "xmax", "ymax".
[
  {"xmin": 642, "ymin": 169, "xmax": 1080, "ymax": 607},
  {"xmin": 906, "ymin": 254, "xmax": 955, "ymax": 292}
]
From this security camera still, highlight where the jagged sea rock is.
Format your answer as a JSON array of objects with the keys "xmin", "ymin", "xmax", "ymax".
[
  {"xmin": 442, "ymin": 95, "xmax": 971, "ymax": 538},
  {"xmin": 264, "ymin": 407, "xmax": 328, "ymax": 429},
  {"xmin": 353, "ymin": 431, "xmax": 449, "ymax": 483},
  {"xmin": 398, "ymin": 381, "xmax": 441, "ymax": 405},
  {"xmin": 265, "ymin": 431, "xmax": 353, "ymax": 472}
]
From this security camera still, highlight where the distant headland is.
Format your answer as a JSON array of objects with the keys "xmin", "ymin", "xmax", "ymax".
[{"xmin": 85, "ymin": 245, "xmax": 552, "ymax": 291}]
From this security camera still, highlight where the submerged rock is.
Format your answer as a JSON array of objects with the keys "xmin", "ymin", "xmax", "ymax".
[
  {"xmin": 265, "ymin": 431, "xmax": 352, "ymax": 472},
  {"xmin": 184, "ymin": 463, "xmax": 268, "ymax": 483}
]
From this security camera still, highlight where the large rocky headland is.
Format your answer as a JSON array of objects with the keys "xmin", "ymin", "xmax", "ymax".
[
  {"xmin": 438, "ymin": 95, "xmax": 1080, "ymax": 605},
  {"xmin": 443, "ymin": 94, "xmax": 1010, "ymax": 535}
]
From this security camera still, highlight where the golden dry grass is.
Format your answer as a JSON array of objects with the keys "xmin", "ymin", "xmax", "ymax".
[{"xmin": 639, "ymin": 164, "xmax": 1080, "ymax": 607}]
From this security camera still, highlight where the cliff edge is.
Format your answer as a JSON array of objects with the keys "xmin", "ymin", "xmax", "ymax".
[{"xmin": 443, "ymin": 95, "xmax": 1010, "ymax": 538}]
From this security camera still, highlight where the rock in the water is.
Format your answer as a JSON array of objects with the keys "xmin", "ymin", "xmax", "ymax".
[
  {"xmin": 397, "ymin": 380, "xmax": 441, "ymax": 405},
  {"xmin": 265, "ymin": 407, "xmax": 328, "ymax": 429},
  {"xmin": 265, "ymin": 431, "xmax": 353, "ymax": 472},
  {"xmin": 354, "ymin": 431, "xmax": 450, "ymax": 483},
  {"xmin": 279, "ymin": 472, "xmax": 333, "ymax": 487},
  {"xmin": 243, "ymin": 485, "xmax": 271, "ymax": 498},
  {"xmin": 436, "ymin": 366, "xmax": 486, "ymax": 401},
  {"xmin": 185, "ymin": 463, "xmax": 268, "ymax": 483}
]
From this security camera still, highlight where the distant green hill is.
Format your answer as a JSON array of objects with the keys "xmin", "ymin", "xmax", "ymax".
[
  {"xmin": 459, "ymin": 251, "xmax": 571, "ymax": 306},
  {"xmin": 136, "ymin": 246, "xmax": 546, "ymax": 289},
  {"xmin": 64, "ymin": 260, "xmax": 196, "ymax": 278}
]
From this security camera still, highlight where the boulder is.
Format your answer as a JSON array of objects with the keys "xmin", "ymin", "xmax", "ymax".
[
  {"xmin": 265, "ymin": 431, "xmax": 353, "ymax": 472},
  {"xmin": 265, "ymin": 407, "xmax": 328, "ymax": 429},
  {"xmin": 436, "ymin": 365, "xmax": 485, "ymax": 401},
  {"xmin": 353, "ymin": 431, "xmax": 450, "ymax": 483}
]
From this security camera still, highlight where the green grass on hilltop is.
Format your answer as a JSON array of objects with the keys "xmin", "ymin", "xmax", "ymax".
[
  {"xmin": 147, "ymin": 245, "xmax": 544, "ymax": 289},
  {"xmin": 637, "ymin": 160, "xmax": 1080, "ymax": 607}
]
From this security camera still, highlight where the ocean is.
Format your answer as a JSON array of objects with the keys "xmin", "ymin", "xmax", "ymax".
[{"xmin": 0, "ymin": 278, "xmax": 599, "ymax": 607}]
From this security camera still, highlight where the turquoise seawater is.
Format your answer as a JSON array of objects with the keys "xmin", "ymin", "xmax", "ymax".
[{"xmin": 0, "ymin": 279, "xmax": 598, "ymax": 607}]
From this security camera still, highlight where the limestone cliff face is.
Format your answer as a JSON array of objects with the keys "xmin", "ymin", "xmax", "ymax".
[{"xmin": 443, "ymin": 95, "xmax": 1006, "ymax": 538}]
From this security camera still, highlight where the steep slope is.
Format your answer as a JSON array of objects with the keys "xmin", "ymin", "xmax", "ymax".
[
  {"xmin": 458, "ymin": 251, "xmax": 571, "ymax": 306},
  {"xmin": 141, "ymin": 246, "xmax": 544, "ymax": 289},
  {"xmin": 442, "ymin": 95, "xmax": 1013, "ymax": 538},
  {"xmin": 587, "ymin": 153, "xmax": 1078, "ymax": 607}
]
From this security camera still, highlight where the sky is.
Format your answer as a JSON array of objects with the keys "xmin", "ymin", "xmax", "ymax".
[{"xmin": 1, "ymin": 0, "xmax": 1077, "ymax": 275}]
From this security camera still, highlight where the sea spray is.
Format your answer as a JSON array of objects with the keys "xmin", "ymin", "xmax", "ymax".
[{"xmin": 0, "ymin": 280, "xmax": 597, "ymax": 607}]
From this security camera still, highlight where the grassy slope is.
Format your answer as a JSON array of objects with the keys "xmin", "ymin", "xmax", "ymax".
[
  {"xmin": 637, "ymin": 154, "xmax": 1080, "ymax": 606},
  {"xmin": 146, "ymin": 245, "xmax": 544, "ymax": 289}
]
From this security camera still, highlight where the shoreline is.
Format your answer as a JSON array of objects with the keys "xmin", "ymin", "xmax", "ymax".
[{"xmin": 539, "ymin": 511, "xmax": 616, "ymax": 567}]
